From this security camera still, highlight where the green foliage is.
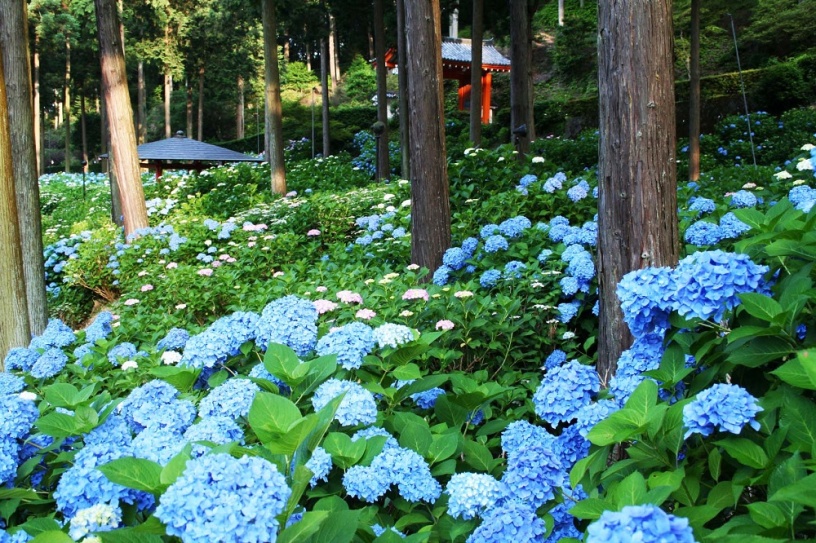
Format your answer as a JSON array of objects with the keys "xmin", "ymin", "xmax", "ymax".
[
  {"xmin": 341, "ymin": 55, "xmax": 377, "ymax": 104},
  {"xmin": 282, "ymin": 61, "xmax": 319, "ymax": 94}
]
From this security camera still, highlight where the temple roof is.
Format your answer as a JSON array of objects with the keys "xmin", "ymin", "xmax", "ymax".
[
  {"xmin": 135, "ymin": 132, "xmax": 262, "ymax": 162},
  {"xmin": 441, "ymin": 38, "xmax": 511, "ymax": 68}
]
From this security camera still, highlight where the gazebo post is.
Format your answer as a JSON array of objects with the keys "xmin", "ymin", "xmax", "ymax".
[{"xmin": 481, "ymin": 71, "xmax": 492, "ymax": 124}]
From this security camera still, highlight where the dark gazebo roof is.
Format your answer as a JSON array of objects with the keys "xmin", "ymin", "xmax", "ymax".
[{"xmin": 137, "ymin": 131, "xmax": 263, "ymax": 162}]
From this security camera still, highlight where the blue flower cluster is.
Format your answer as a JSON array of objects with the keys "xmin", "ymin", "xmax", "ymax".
[
  {"xmin": 501, "ymin": 443, "xmax": 564, "ymax": 508},
  {"xmin": 0, "ymin": 374, "xmax": 25, "ymax": 396},
  {"xmin": 183, "ymin": 416, "xmax": 244, "ymax": 457},
  {"xmin": 608, "ymin": 333, "xmax": 665, "ymax": 403},
  {"xmin": 789, "ymin": 185, "xmax": 816, "ymax": 208},
  {"xmin": 107, "ymin": 342, "xmax": 140, "ymax": 366},
  {"xmin": 118, "ymin": 380, "xmax": 196, "ymax": 433},
  {"xmin": 719, "ymin": 212, "xmax": 751, "ymax": 239},
  {"xmin": 443, "ymin": 247, "xmax": 468, "ymax": 270},
  {"xmin": 557, "ymin": 301, "xmax": 581, "ymax": 323},
  {"xmin": 306, "ymin": 446, "xmax": 333, "ymax": 487},
  {"xmin": 83, "ymin": 311, "xmax": 114, "ymax": 344},
  {"xmin": 498, "ymin": 216, "xmax": 532, "ymax": 238},
  {"xmin": 533, "ymin": 361, "xmax": 600, "ymax": 425},
  {"xmin": 198, "ymin": 378, "xmax": 260, "ymax": 419},
  {"xmin": 316, "ymin": 322, "xmax": 375, "ymax": 370},
  {"xmin": 543, "ymin": 350, "xmax": 567, "ymax": 370},
  {"xmin": 729, "ymin": 190, "xmax": 758, "ymax": 208},
  {"xmin": 586, "ymin": 504, "xmax": 697, "ymax": 543},
  {"xmin": 683, "ymin": 383, "xmax": 762, "ymax": 439},
  {"xmin": 480, "ymin": 269, "xmax": 502, "ymax": 289},
  {"xmin": 155, "ymin": 453, "xmax": 290, "ymax": 543},
  {"xmin": 29, "ymin": 348, "xmax": 68, "ymax": 379},
  {"xmin": 343, "ymin": 443, "xmax": 441, "ymax": 503},
  {"xmin": 466, "ymin": 499, "xmax": 547, "ymax": 543},
  {"xmin": 688, "ymin": 196, "xmax": 716, "ymax": 215},
  {"xmin": 432, "ymin": 265, "xmax": 452, "ymax": 286},
  {"xmin": 373, "ymin": 323, "xmax": 414, "ymax": 349},
  {"xmin": 3, "ymin": 348, "xmax": 40, "ymax": 372},
  {"xmin": 504, "ymin": 261, "xmax": 526, "ymax": 279},
  {"xmin": 67, "ymin": 502, "xmax": 122, "ymax": 540},
  {"xmin": 255, "ymin": 295, "xmax": 317, "ymax": 356},
  {"xmin": 446, "ymin": 473, "xmax": 506, "ymax": 520},
  {"xmin": 157, "ymin": 327, "xmax": 191, "ymax": 351},
  {"xmin": 543, "ymin": 172, "xmax": 566, "ymax": 193},
  {"xmin": 617, "ymin": 266, "xmax": 675, "ymax": 337},
  {"xmin": 483, "ymin": 235, "xmax": 509, "ymax": 253},
  {"xmin": 0, "ymin": 394, "xmax": 39, "ymax": 485},
  {"xmin": 132, "ymin": 426, "xmax": 186, "ymax": 465},
  {"xmin": 684, "ymin": 220, "xmax": 722, "ymax": 246},
  {"xmin": 180, "ymin": 312, "xmax": 259, "ymax": 369},
  {"xmin": 567, "ymin": 179, "xmax": 591, "ymax": 202},
  {"xmin": 29, "ymin": 318, "xmax": 76, "ymax": 351},
  {"xmin": 312, "ymin": 379, "xmax": 377, "ymax": 426}
]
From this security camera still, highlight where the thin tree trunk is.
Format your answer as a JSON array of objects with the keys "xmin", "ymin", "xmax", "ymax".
[
  {"xmin": 373, "ymin": 0, "xmax": 390, "ymax": 180},
  {"xmin": 321, "ymin": 37, "xmax": 330, "ymax": 156},
  {"xmin": 0, "ymin": 0, "xmax": 48, "ymax": 335},
  {"xmin": 328, "ymin": 13, "xmax": 339, "ymax": 90},
  {"xmin": 34, "ymin": 33, "xmax": 42, "ymax": 176},
  {"xmin": 405, "ymin": 0, "xmax": 450, "ymax": 273},
  {"xmin": 186, "ymin": 77, "xmax": 193, "ymax": 138},
  {"xmin": 236, "ymin": 75, "xmax": 245, "ymax": 139},
  {"xmin": 396, "ymin": 0, "xmax": 410, "ymax": 179},
  {"xmin": 137, "ymin": 59, "xmax": 146, "ymax": 143},
  {"xmin": 597, "ymin": 0, "xmax": 679, "ymax": 379},
  {"xmin": 164, "ymin": 71, "xmax": 172, "ymax": 138},
  {"xmin": 558, "ymin": 0, "xmax": 565, "ymax": 26},
  {"xmin": 81, "ymin": 92, "xmax": 88, "ymax": 169},
  {"xmin": 0, "ymin": 52, "xmax": 32, "ymax": 363},
  {"xmin": 689, "ymin": 0, "xmax": 701, "ymax": 182},
  {"xmin": 197, "ymin": 67, "xmax": 204, "ymax": 140},
  {"xmin": 262, "ymin": 0, "xmax": 286, "ymax": 194},
  {"xmin": 509, "ymin": 0, "xmax": 532, "ymax": 155},
  {"xmin": 64, "ymin": 37, "xmax": 71, "ymax": 172},
  {"xmin": 95, "ymin": 0, "xmax": 148, "ymax": 237},
  {"xmin": 470, "ymin": 0, "xmax": 484, "ymax": 145}
]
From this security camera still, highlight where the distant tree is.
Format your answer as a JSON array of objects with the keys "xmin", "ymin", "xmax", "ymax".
[
  {"xmin": 395, "ymin": 0, "xmax": 410, "ymax": 180},
  {"xmin": 508, "ymin": 0, "xmax": 535, "ymax": 155},
  {"xmin": 469, "ymin": 0, "xmax": 483, "ymax": 146},
  {"xmin": 0, "ymin": 51, "xmax": 32, "ymax": 364},
  {"xmin": 688, "ymin": 0, "xmax": 701, "ymax": 182},
  {"xmin": 372, "ymin": 0, "xmax": 389, "ymax": 180},
  {"xmin": 342, "ymin": 54, "xmax": 376, "ymax": 103},
  {"xmin": 0, "ymin": 0, "xmax": 49, "ymax": 335},
  {"xmin": 596, "ymin": 0, "xmax": 679, "ymax": 380},
  {"xmin": 262, "ymin": 0, "xmax": 286, "ymax": 194},
  {"xmin": 320, "ymin": 36, "xmax": 330, "ymax": 156},
  {"xmin": 281, "ymin": 61, "xmax": 318, "ymax": 93},
  {"xmin": 404, "ymin": 0, "xmax": 450, "ymax": 273},
  {"xmin": 95, "ymin": 0, "xmax": 149, "ymax": 237}
]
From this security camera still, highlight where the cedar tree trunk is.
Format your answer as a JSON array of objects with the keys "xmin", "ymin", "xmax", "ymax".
[
  {"xmin": 373, "ymin": 0, "xmax": 390, "ymax": 180},
  {"xmin": 261, "ymin": 0, "xmax": 286, "ymax": 194},
  {"xmin": 470, "ymin": 0, "xmax": 484, "ymax": 145}
]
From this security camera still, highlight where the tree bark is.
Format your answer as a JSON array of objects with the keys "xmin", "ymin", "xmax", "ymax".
[
  {"xmin": 597, "ymin": 0, "xmax": 679, "ymax": 380},
  {"xmin": 509, "ymin": 0, "xmax": 533, "ymax": 155},
  {"xmin": 404, "ymin": 0, "xmax": 451, "ymax": 273},
  {"xmin": 395, "ymin": 0, "xmax": 410, "ymax": 179},
  {"xmin": 688, "ymin": 0, "xmax": 701, "ymax": 182},
  {"xmin": 0, "ymin": 0, "xmax": 48, "ymax": 336},
  {"xmin": 261, "ymin": 0, "xmax": 286, "ymax": 194},
  {"xmin": 328, "ymin": 13, "xmax": 339, "ymax": 90},
  {"xmin": 373, "ymin": 0, "xmax": 390, "ymax": 180},
  {"xmin": 137, "ymin": 59, "xmax": 146, "ymax": 143},
  {"xmin": 95, "ymin": 0, "xmax": 148, "ymax": 237},
  {"xmin": 81, "ymin": 92, "xmax": 88, "ymax": 169},
  {"xmin": 164, "ymin": 71, "xmax": 172, "ymax": 138},
  {"xmin": 197, "ymin": 67, "xmax": 204, "ymax": 141},
  {"xmin": 64, "ymin": 36, "xmax": 71, "ymax": 172},
  {"xmin": 0, "ymin": 51, "xmax": 32, "ymax": 364},
  {"xmin": 469, "ymin": 0, "xmax": 484, "ymax": 145},
  {"xmin": 320, "ymin": 37, "xmax": 330, "ymax": 156},
  {"xmin": 33, "ymin": 32, "xmax": 42, "ymax": 176},
  {"xmin": 236, "ymin": 75, "xmax": 245, "ymax": 139}
]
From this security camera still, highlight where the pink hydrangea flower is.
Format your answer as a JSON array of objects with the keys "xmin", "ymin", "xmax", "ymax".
[
  {"xmin": 315, "ymin": 286, "xmax": 328, "ymax": 293},
  {"xmin": 124, "ymin": 298, "xmax": 140, "ymax": 306},
  {"xmin": 285, "ymin": 191, "xmax": 297, "ymax": 198},
  {"xmin": 247, "ymin": 241, "xmax": 257, "ymax": 248},
  {"xmin": 435, "ymin": 319, "xmax": 455, "ymax": 331},
  {"xmin": 307, "ymin": 229, "xmax": 321, "ymax": 237},
  {"xmin": 166, "ymin": 262, "xmax": 178, "ymax": 269},
  {"xmin": 197, "ymin": 268, "xmax": 213, "ymax": 276},
  {"xmin": 402, "ymin": 288, "xmax": 429, "ymax": 302},
  {"xmin": 356, "ymin": 308, "xmax": 376, "ymax": 320},
  {"xmin": 211, "ymin": 261, "xmax": 222, "ymax": 268},
  {"xmin": 140, "ymin": 284, "xmax": 154, "ymax": 292},
  {"xmin": 337, "ymin": 290, "xmax": 364, "ymax": 304},
  {"xmin": 313, "ymin": 299, "xmax": 338, "ymax": 314},
  {"xmin": 454, "ymin": 290, "xmax": 474, "ymax": 298}
]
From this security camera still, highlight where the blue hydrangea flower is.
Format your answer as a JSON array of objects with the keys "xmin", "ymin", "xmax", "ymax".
[
  {"xmin": 255, "ymin": 295, "xmax": 318, "ymax": 356},
  {"xmin": 183, "ymin": 416, "xmax": 244, "ymax": 457},
  {"xmin": 83, "ymin": 311, "xmax": 114, "ymax": 344},
  {"xmin": 351, "ymin": 426, "xmax": 400, "ymax": 451},
  {"xmin": 501, "ymin": 443, "xmax": 565, "ymax": 508},
  {"xmin": 617, "ymin": 266, "xmax": 675, "ymax": 338},
  {"xmin": 480, "ymin": 224, "xmax": 499, "ymax": 239},
  {"xmin": 557, "ymin": 301, "xmax": 581, "ymax": 323},
  {"xmin": 392, "ymin": 227, "xmax": 407, "ymax": 238},
  {"xmin": 1, "ymin": 440, "xmax": 20, "ymax": 485},
  {"xmin": 567, "ymin": 182, "xmax": 589, "ymax": 202},
  {"xmin": 730, "ymin": 190, "xmax": 757, "ymax": 208},
  {"xmin": 118, "ymin": 380, "xmax": 196, "ymax": 433},
  {"xmin": 68, "ymin": 503, "xmax": 122, "ymax": 541},
  {"xmin": 0, "ymin": 373, "xmax": 26, "ymax": 396},
  {"xmin": 180, "ymin": 312, "xmax": 256, "ymax": 369},
  {"xmin": 544, "ymin": 172, "xmax": 566, "ymax": 193},
  {"xmin": 348, "ymin": 445, "xmax": 441, "ymax": 503},
  {"xmin": 73, "ymin": 343, "xmax": 93, "ymax": 361},
  {"xmin": 157, "ymin": 328, "xmax": 191, "ymax": 351},
  {"xmin": 567, "ymin": 251, "xmax": 595, "ymax": 282},
  {"xmin": 586, "ymin": 504, "xmax": 697, "ymax": 543},
  {"xmin": 372, "ymin": 323, "xmax": 414, "ymax": 349},
  {"xmin": 683, "ymin": 383, "xmax": 762, "ymax": 439},
  {"xmin": 446, "ymin": 473, "xmax": 506, "ymax": 520},
  {"xmin": 688, "ymin": 197, "xmax": 716, "ymax": 215},
  {"xmin": 432, "ymin": 265, "xmax": 452, "ymax": 286},
  {"xmin": 198, "ymin": 378, "xmax": 260, "ymax": 420},
  {"xmin": 504, "ymin": 261, "xmax": 526, "ymax": 279},
  {"xmin": 609, "ymin": 333, "xmax": 665, "ymax": 403},
  {"xmin": 443, "ymin": 247, "xmax": 468, "ymax": 270},
  {"xmin": 719, "ymin": 212, "xmax": 751, "ymax": 239},
  {"xmin": 316, "ymin": 322, "xmax": 375, "ymax": 370},
  {"xmin": 533, "ymin": 361, "xmax": 600, "ymax": 425},
  {"xmin": 312, "ymin": 379, "xmax": 377, "ymax": 427},
  {"xmin": 560, "ymin": 276, "xmax": 580, "ymax": 296},
  {"xmin": 501, "ymin": 421, "xmax": 559, "ymax": 462},
  {"xmin": 1, "ymin": 394, "xmax": 39, "ymax": 440},
  {"xmin": 132, "ymin": 427, "xmax": 186, "ymax": 465},
  {"xmin": 479, "ymin": 269, "xmax": 502, "ymax": 289},
  {"xmin": 537, "ymin": 249, "xmax": 553, "ymax": 264},
  {"xmin": 484, "ymin": 235, "xmax": 509, "ymax": 253},
  {"xmin": 342, "ymin": 465, "xmax": 391, "ymax": 502},
  {"xmin": 461, "ymin": 237, "xmax": 479, "ymax": 256},
  {"xmin": 543, "ymin": 350, "xmax": 567, "ymax": 370},
  {"xmin": 498, "ymin": 216, "xmax": 532, "ymax": 238},
  {"xmin": 29, "ymin": 319, "xmax": 76, "ymax": 350},
  {"xmin": 788, "ymin": 185, "xmax": 816, "ymax": 207},
  {"xmin": 155, "ymin": 453, "xmax": 290, "ymax": 543},
  {"xmin": 306, "ymin": 446, "xmax": 333, "ymax": 487},
  {"xmin": 684, "ymin": 221, "xmax": 722, "ymax": 246},
  {"xmin": 518, "ymin": 174, "xmax": 537, "ymax": 188},
  {"xmin": 30, "ymin": 348, "xmax": 68, "ymax": 379},
  {"xmin": 466, "ymin": 499, "xmax": 547, "ymax": 543},
  {"xmin": 4, "ymin": 348, "xmax": 40, "ymax": 372},
  {"xmin": 248, "ymin": 363, "xmax": 290, "ymax": 394},
  {"xmin": 108, "ymin": 342, "xmax": 138, "ymax": 366}
]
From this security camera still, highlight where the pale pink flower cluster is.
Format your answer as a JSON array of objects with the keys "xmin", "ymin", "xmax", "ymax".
[
  {"xmin": 313, "ymin": 299, "xmax": 338, "ymax": 314},
  {"xmin": 197, "ymin": 268, "xmax": 213, "ymax": 277},
  {"xmin": 356, "ymin": 308, "xmax": 376, "ymax": 320},
  {"xmin": 454, "ymin": 290, "xmax": 474, "ymax": 298},
  {"xmin": 166, "ymin": 262, "xmax": 178, "ymax": 269},
  {"xmin": 140, "ymin": 284, "xmax": 154, "ymax": 292},
  {"xmin": 124, "ymin": 298, "xmax": 140, "ymax": 306},
  {"xmin": 137, "ymin": 270, "xmax": 149, "ymax": 277},
  {"xmin": 219, "ymin": 254, "xmax": 236, "ymax": 262},
  {"xmin": 243, "ymin": 222, "xmax": 268, "ymax": 232},
  {"xmin": 435, "ymin": 319, "xmax": 455, "ymax": 331},
  {"xmin": 402, "ymin": 289, "xmax": 429, "ymax": 302},
  {"xmin": 307, "ymin": 229, "xmax": 321, "ymax": 237},
  {"xmin": 315, "ymin": 286, "xmax": 328, "ymax": 293},
  {"xmin": 285, "ymin": 191, "xmax": 298, "ymax": 198},
  {"xmin": 337, "ymin": 290, "xmax": 363, "ymax": 304},
  {"xmin": 400, "ymin": 310, "xmax": 414, "ymax": 317}
]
